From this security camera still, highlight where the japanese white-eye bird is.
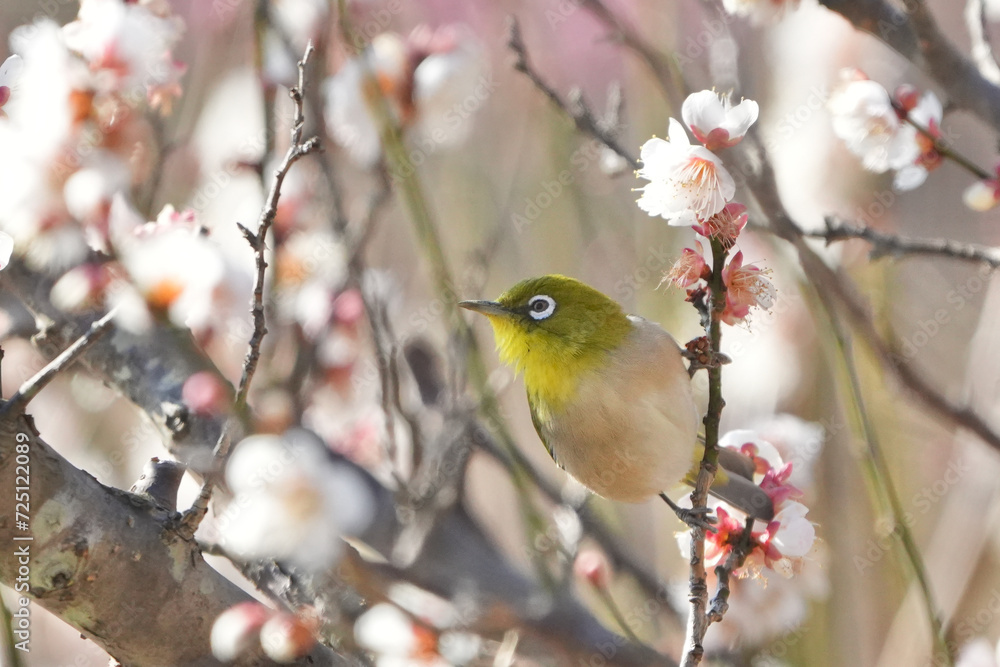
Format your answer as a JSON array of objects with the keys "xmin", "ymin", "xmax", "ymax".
[{"xmin": 459, "ymin": 275, "xmax": 774, "ymax": 522}]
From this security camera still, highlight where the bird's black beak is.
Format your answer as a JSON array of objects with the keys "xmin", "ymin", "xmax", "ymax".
[{"xmin": 458, "ymin": 300, "xmax": 509, "ymax": 317}]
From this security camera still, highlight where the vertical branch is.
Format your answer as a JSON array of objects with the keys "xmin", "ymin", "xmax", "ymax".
[
  {"xmin": 682, "ymin": 236, "xmax": 728, "ymax": 666},
  {"xmin": 178, "ymin": 46, "xmax": 320, "ymax": 536}
]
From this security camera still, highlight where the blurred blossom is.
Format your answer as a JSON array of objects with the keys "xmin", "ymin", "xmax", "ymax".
[
  {"xmin": 259, "ymin": 613, "xmax": 317, "ymax": 663},
  {"xmin": 828, "ymin": 69, "xmax": 943, "ymax": 192},
  {"xmin": 573, "ymin": 547, "xmax": 612, "ymax": 590},
  {"xmin": 964, "ymin": 172, "xmax": 1000, "ymax": 212},
  {"xmin": 50, "ymin": 262, "xmax": 112, "ymax": 311},
  {"xmin": 354, "ymin": 603, "xmax": 480, "ymax": 666},
  {"xmin": 211, "ymin": 602, "xmax": 270, "ymax": 662},
  {"xmin": 62, "ymin": 0, "xmax": 186, "ymax": 108},
  {"xmin": 63, "ymin": 151, "xmax": 131, "ymax": 246},
  {"xmin": 354, "ymin": 603, "xmax": 438, "ymax": 663},
  {"xmin": 829, "ymin": 70, "xmax": 915, "ymax": 172},
  {"xmin": 181, "ymin": 370, "xmax": 232, "ymax": 416},
  {"xmin": 324, "ymin": 25, "xmax": 487, "ymax": 166},
  {"xmin": 681, "ymin": 90, "xmax": 759, "ymax": 151},
  {"xmin": 219, "ymin": 430, "xmax": 376, "ymax": 571},
  {"xmin": 955, "ymin": 638, "xmax": 1000, "ymax": 667},
  {"xmin": 121, "ymin": 225, "xmax": 226, "ymax": 324},
  {"xmin": 636, "ymin": 118, "xmax": 735, "ymax": 226},
  {"xmin": 0, "ymin": 1, "xmax": 188, "ymax": 281},
  {"xmin": 115, "ymin": 208, "xmax": 252, "ymax": 342},
  {"xmin": 722, "ymin": 0, "xmax": 801, "ymax": 23},
  {"xmin": 0, "ymin": 55, "xmax": 24, "ymax": 115},
  {"xmin": 722, "ymin": 251, "xmax": 776, "ymax": 325},
  {"xmin": 7, "ymin": 20, "xmax": 78, "ymax": 160},
  {"xmin": 271, "ymin": 0, "xmax": 328, "ymax": 49}
]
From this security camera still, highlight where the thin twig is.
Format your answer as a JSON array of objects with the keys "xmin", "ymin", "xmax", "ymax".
[
  {"xmin": 506, "ymin": 17, "xmax": 639, "ymax": 170},
  {"xmin": 579, "ymin": 0, "xmax": 687, "ymax": 107},
  {"xmin": 807, "ymin": 217, "xmax": 1000, "ymax": 268},
  {"xmin": 1, "ymin": 309, "xmax": 116, "ymax": 417},
  {"xmin": 900, "ymin": 112, "xmax": 991, "ymax": 181},
  {"xmin": 965, "ymin": 0, "xmax": 1000, "ymax": 85},
  {"xmin": 681, "ymin": 237, "xmax": 729, "ymax": 667},
  {"xmin": 178, "ymin": 44, "xmax": 320, "ymax": 537}
]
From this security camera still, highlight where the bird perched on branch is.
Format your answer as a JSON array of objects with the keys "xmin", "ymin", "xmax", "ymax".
[{"xmin": 460, "ymin": 274, "xmax": 773, "ymax": 523}]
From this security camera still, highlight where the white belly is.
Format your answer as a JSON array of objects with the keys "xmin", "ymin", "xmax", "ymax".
[{"xmin": 541, "ymin": 317, "xmax": 700, "ymax": 502}]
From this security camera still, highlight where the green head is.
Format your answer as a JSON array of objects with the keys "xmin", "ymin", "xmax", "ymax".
[{"xmin": 459, "ymin": 275, "xmax": 632, "ymax": 409}]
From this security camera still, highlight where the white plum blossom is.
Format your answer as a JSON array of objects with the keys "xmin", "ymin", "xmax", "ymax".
[
  {"xmin": 681, "ymin": 89, "xmax": 759, "ymax": 151},
  {"xmin": 120, "ymin": 226, "xmax": 226, "ymax": 328},
  {"xmin": 219, "ymin": 430, "xmax": 376, "ymax": 571},
  {"xmin": 325, "ymin": 26, "xmax": 485, "ymax": 167},
  {"xmin": 829, "ymin": 69, "xmax": 944, "ymax": 191},
  {"xmin": 829, "ymin": 74, "xmax": 917, "ymax": 173},
  {"xmin": 964, "ymin": 176, "xmax": 1000, "ymax": 212},
  {"xmin": 353, "ymin": 603, "xmax": 481, "ymax": 666},
  {"xmin": 636, "ymin": 118, "xmax": 735, "ymax": 226},
  {"xmin": 62, "ymin": 0, "xmax": 185, "ymax": 104}
]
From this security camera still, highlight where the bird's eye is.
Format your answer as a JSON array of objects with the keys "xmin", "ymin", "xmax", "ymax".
[{"xmin": 527, "ymin": 294, "xmax": 556, "ymax": 320}]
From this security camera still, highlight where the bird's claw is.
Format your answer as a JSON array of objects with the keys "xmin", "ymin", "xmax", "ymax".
[{"xmin": 660, "ymin": 493, "xmax": 718, "ymax": 532}]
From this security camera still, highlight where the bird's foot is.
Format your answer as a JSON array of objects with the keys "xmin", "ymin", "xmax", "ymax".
[
  {"xmin": 660, "ymin": 493, "xmax": 717, "ymax": 532},
  {"xmin": 682, "ymin": 337, "xmax": 731, "ymax": 377}
]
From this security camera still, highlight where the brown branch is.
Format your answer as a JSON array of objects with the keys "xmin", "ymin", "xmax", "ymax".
[
  {"xmin": 0, "ymin": 414, "xmax": 337, "ymax": 666},
  {"xmin": 179, "ymin": 44, "xmax": 320, "ymax": 536},
  {"xmin": 506, "ymin": 16, "xmax": 639, "ymax": 170},
  {"xmin": 0, "ymin": 309, "xmax": 116, "ymax": 417},
  {"xmin": 807, "ymin": 216, "xmax": 1000, "ymax": 267}
]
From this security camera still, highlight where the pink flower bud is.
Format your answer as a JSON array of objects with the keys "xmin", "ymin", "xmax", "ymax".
[{"xmin": 573, "ymin": 548, "xmax": 612, "ymax": 589}]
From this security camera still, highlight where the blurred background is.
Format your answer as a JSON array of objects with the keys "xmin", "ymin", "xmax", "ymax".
[{"xmin": 1, "ymin": 0, "xmax": 1000, "ymax": 665}]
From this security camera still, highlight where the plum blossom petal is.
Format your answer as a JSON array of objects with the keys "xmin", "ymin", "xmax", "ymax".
[
  {"xmin": 636, "ymin": 118, "xmax": 735, "ymax": 226},
  {"xmin": 682, "ymin": 90, "xmax": 759, "ymax": 151}
]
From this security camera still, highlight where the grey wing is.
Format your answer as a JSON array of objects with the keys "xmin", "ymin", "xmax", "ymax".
[{"xmin": 528, "ymin": 394, "xmax": 564, "ymax": 470}]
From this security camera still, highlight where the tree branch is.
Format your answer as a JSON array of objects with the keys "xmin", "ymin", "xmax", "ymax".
[
  {"xmin": 1, "ymin": 309, "xmax": 116, "ymax": 417},
  {"xmin": 506, "ymin": 16, "xmax": 639, "ymax": 170},
  {"xmin": 806, "ymin": 216, "xmax": 1000, "ymax": 267},
  {"xmin": 0, "ymin": 413, "xmax": 336, "ymax": 666}
]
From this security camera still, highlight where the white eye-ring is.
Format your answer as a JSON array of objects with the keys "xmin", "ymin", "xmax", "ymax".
[{"xmin": 527, "ymin": 294, "xmax": 556, "ymax": 320}]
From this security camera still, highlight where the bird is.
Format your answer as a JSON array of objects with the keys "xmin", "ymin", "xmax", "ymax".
[{"xmin": 459, "ymin": 274, "xmax": 774, "ymax": 523}]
